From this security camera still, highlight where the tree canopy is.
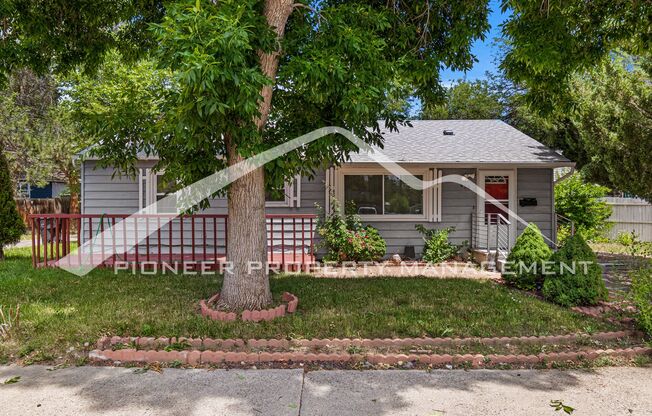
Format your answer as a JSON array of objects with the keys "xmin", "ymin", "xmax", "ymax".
[
  {"xmin": 500, "ymin": 0, "xmax": 652, "ymax": 112},
  {"xmin": 420, "ymin": 79, "xmax": 503, "ymax": 120}
]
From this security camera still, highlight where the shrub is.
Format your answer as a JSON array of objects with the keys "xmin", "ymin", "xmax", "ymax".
[
  {"xmin": 0, "ymin": 151, "xmax": 26, "ymax": 259},
  {"xmin": 614, "ymin": 230, "xmax": 652, "ymax": 257},
  {"xmin": 554, "ymin": 173, "xmax": 612, "ymax": 242},
  {"xmin": 503, "ymin": 223, "xmax": 552, "ymax": 290},
  {"xmin": 542, "ymin": 233, "xmax": 608, "ymax": 307},
  {"xmin": 415, "ymin": 225, "xmax": 464, "ymax": 264},
  {"xmin": 615, "ymin": 230, "xmax": 637, "ymax": 247},
  {"xmin": 630, "ymin": 266, "xmax": 652, "ymax": 336},
  {"xmin": 317, "ymin": 200, "xmax": 386, "ymax": 262}
]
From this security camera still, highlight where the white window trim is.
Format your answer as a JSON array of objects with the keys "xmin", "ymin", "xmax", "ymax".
[
  {"xmin": 334, "ymin": 166, "xmax": 440, "ymax": 222},
  {"xmin": 139, "ymin": 169, "xmax": 173, "ymax": 213},
  {"xmin": 138, "ymin": 169, "xmax": 303, "ymax": 211},
  {"xmin": 266, "ymin": 176, "xmax": 301, "ymax": 208}
]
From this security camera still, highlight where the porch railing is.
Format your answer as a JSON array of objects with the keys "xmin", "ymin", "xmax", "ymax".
[
  {"xmin": 29, "ymin": 213, "xmax": 317, "ymax": 270},
  {"xmin": 471, "ymin": 210, "xmax": 511, "ymax": 267},
  {"xmin": 554, "ymin": 213, "xmax": 576, "ymax": 248}
]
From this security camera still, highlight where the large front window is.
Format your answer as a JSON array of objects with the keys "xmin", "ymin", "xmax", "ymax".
[{"xmin": 344, "ymin": 175, "xmax": 423, "ymax": 216}]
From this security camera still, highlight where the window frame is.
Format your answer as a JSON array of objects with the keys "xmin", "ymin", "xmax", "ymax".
[
  {"xmin": 334, "ymin": 166, "xmax": 439, "ymax": 222},
  {"xmin": 138, "ymin": 170, "xmax": 302, "ymax": 212},
  {"xmin": 265, "ymin": 180, "xmax": 294, "ymax": 208},
  {"xmin": 139, "ymin": 169, "xmax": 178, "ymax": 213}
]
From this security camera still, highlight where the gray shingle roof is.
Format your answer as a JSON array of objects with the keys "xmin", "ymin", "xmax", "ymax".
[{"xmin": 350, "ymin": 120, "xmax": 572, "ymax": 165}]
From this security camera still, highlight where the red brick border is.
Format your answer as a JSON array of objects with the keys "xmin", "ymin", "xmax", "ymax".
[
  {"xmin": 89, "ymin": 346, "xmax": 652, "ymax": 368},
  {"xmin": 199, "ymin": 292, "xmax": 299, "ymax": 322},
  {"xmin": 97, "ymin": 330, "xmax": 643, "ymax": 351},
  {"xmin": 572, "ymin": 302, "xmax": 638, "ymax": 318}
]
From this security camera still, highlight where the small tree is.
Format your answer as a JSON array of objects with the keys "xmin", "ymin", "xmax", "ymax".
[
  {"xmin": 503, "ymin": 223, "xmax": 552, "ymax": 290},
  {"xmin": 555, "ymin": 173, "xmax": 612, "ymax": 242},
  {"xmin": 543, "ymin": 234, "xmax": 607, "ymax": 307},
  {"xmin": 0, "ymin": 151, "xmax": 27, "ymax": 259}
]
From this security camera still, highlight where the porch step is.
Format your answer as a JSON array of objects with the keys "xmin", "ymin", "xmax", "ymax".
[{"xmin": 470, "ymin": 249, "xmax": 508, "ymax": 273}]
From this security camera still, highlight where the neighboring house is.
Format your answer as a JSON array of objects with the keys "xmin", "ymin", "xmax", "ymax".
[
  {"xmin": 74, "ymin": 120, "xmax": 573, "ymax": 263},
  {"xmin": 17, "ymin": 179, "xmax": 67, "ymax": 199}
]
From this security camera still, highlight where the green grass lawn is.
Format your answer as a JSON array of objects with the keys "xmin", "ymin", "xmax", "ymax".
[{"xmin": 0, "ymin": 247, "xmax": 615, "ymax": 364}]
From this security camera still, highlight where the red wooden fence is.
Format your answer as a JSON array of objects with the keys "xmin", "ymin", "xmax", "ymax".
[{"xmin": 29, "ymin": 213, "xmax": 316, "ymax": 271}]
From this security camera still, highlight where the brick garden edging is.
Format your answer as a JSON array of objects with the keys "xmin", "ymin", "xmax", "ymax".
[
  {"xmin": 199, "ymin": 292, "xmax": 299, "ymax": 322},
  {"xmin": 90, "ymin": 330, "xmax": 651, "ymax": 368},
  {"xmin": 572, "ymin": 302, "xmax": 638, "ymax": 318},
  {"xmin": 88, "ymin": 347, "xmax": 652, "ymax": 368},
  {"xmin": 96, "ymin": 330, "xmax": 643, "ymax": 351}
]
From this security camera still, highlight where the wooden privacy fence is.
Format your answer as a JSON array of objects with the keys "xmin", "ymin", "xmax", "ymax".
[
  {"xmin": 29, "ymin": 213, "xmax": 317, "ymax": 270},
  {"xmin": 16, "ymin": 197, "xmax": 72, "ymax": 229},
  {"xmin": 604, "ymin": 197, "xmax": 652, "ymax": 242}
]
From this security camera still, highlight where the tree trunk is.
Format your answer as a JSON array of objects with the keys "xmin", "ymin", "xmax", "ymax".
[{"xmin": 218, "ymin": 0, "xmax": 294, "ymax": 310}]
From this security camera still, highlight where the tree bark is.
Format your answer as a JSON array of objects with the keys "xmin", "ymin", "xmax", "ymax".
[{"xmin": 218, "ymin": 0, "xmax": 294, "ymax": 310}]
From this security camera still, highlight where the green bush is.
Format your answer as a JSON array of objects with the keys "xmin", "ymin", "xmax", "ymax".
[
  {"xmin": 0, "ymin": 151, "xmax": 26, "ymax": 259},
  {"xmin": 614, "ymin": 230, "xmax": 652, "ymax": 257},
  {"xmin": 554, "ymin": 173, "xmax": 612, "ymax": 242},
  {"xmin": 542, "ymin": 233, "xmax": 608, "ymax": 307},
  {"xmin": 415, "ymin": 225, "xmax": 464, "ymax": 264},
  {"xmin": 630, "ymin": 266, "xmax": 652, "ymax": 336},
  {"xmin": 317, "ymin": 200, "xmax": 386, "ymax": 262},
  {"xmin": 503, "ymin": 223, "xmax": 552, "ymax": 290}
]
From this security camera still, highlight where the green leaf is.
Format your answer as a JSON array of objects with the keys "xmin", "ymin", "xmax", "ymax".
[{"xmin": 3, "ymin": 376, "xmax": 20, "ymax": 385}]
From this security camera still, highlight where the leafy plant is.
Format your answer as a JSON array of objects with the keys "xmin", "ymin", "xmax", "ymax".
[
  {"xmin": 503, "ymin": 223, "xmax": 552, "ymax": 290},
  {"xmin": 317, "ymin": 199, "xmax": 386, "ymax": 262},
  {"xmin": 615, "ymin": 231, "xmax": 649, "ymax": 257},
  {"xmin": 3, "ymin": 376, "xmax": 20, "ymax": 385},
  {"xmin": 630, "ymin": 266, "xmax": 652, "ymax": 336},
  {"xmin": 543, "ymin": 234, "xmax": 608, "ymax": 307},
  {"xmin": 555, "ymin": 173, "xmax": 612, "ymax": 242},
  {"xmin": 415, "ymin": 225, "xmax": 464, "ymax": 264},
  {"xmin": 550, "ymin": 399, "xmax": 575, "ymax": 414}
]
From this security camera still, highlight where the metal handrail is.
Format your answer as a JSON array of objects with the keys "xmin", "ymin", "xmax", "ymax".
[{"xmin": 556, "ymin": 213, "xmax": 575, "ymax": 235}]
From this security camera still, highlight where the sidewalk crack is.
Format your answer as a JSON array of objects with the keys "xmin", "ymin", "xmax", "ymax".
[{"xmin": 297, "ymin": 368, "xmax": 306, "ymax": 416}]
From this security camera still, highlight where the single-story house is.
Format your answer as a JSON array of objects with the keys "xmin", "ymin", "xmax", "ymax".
[
  {"xmin": 17, "ymin": 179, "xmax": 68, "ymax": 199},
  {"xmin": 59, "ymin": 120, "xmax": 572, "ymax": 267}
]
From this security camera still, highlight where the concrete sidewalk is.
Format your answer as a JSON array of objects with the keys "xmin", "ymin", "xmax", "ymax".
[{"xmin": 0, "ymin": 365, "xmax": 650, "ymax": 416}]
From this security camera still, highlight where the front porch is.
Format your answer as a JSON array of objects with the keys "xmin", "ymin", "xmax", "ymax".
[{"xmin": 28, "ymin": 213, "xmax": 318, "ymax": 271}]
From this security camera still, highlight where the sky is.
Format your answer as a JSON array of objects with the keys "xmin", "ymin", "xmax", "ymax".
[{"xmin": 439, "ymin": 0, "xmax": 511, "ymax": 85}]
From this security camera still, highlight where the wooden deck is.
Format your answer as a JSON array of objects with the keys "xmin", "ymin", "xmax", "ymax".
[{"xmin": 29, "ymin": 213, "xmax": 317, "ymax": 270}]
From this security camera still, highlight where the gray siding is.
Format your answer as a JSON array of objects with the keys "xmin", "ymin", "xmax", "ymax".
[
  {"xmin": 81, "ymin": 161, "xmax": 556, "ymax": 258},
  {"xmin": 81, "ymin": 161, "xmax": 324, "ymax": 256},
  {"xmin": 82, "ymin": 160, "xmax": 156, "ymax": 215},
  {"xmin": 517, "ymin": 168, "xmax": 554, "ymax": 243},
  {"xmin": 82, "ymin": 160, "xmax": 325, "ymax": 216}
]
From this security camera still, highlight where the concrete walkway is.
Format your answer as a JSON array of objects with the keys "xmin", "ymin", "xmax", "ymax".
[{"xmin": 0, "ymin": 365, "xmax": 650, "ymax": 415}]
